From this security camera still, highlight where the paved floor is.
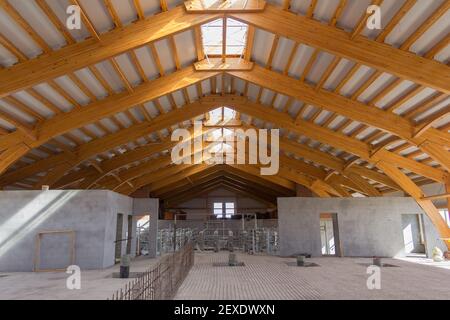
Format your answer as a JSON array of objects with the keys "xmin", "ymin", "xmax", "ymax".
[
  {"xmin": 174, "ymin": 252, "xmax": 450, "ymax": 300},
  {"xmin": 1, "ymin": 252, "xmax": 449, "ymax": 300},
  {"xmin": 0, "ymin": 255, "xmax": 160, "ymax": 300},
  {"xmin": 397, "ymin": 256, "xmax": 450, "ymax": 270}
]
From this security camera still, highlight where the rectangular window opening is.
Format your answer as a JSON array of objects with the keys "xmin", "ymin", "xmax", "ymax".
[
  {"xmin": 213, "ymin": 201, "xmax": 235, "ymax": 219},
  {"xmin": 201, "ymin": 18, "xmax": 248, "ymax": 57}
]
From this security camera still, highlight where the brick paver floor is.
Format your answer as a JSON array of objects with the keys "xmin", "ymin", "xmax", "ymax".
[{"xmin": 174, "ymin": 252, "xmax": 450, "ymax": 300}]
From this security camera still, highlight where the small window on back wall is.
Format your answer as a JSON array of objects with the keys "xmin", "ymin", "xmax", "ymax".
[
  {"xmin": 225, "ymin": 202, "xmax": 235, "ymax": 218},
  {"xmin": 213, "ymin": 202, "xmax": 235, "ymax": 219}
]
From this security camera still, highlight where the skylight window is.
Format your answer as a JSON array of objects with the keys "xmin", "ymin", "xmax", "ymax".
[
  {"xmin": 223, "ymin": 107, "xmax": 236, "ymax": 121},
  {"xmin": 201, "ymin": 18, "xmax": 248, "ymax": 56},
  {"xmin": 201, "ymin": 19, "xmax": 223, "ymax": 55},
  {"xmin": 208, "ymin": 107, "xmax": 236, "ymax": 125},
  {"xmin": 226, "ymin": 18, "xmax": 248, "ymax": 55},
  {"xmin": 209, "ymin": 141, "xmax": 233, "ymax": 154},
  {"xmin": 205, "ymin": 107, "xmax": 237, "ymax": 160}
]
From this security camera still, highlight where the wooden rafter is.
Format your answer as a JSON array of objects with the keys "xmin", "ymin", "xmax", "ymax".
[
  {"xmin": 201, "ymin": 95, "xmax": 448, "ymax": 183},
  {"xmin": 47, "ymin": 117, "xmax": 397, "ymax": 196},
  {"xmin": 229, "ymin": 4, "xmax": 450, "ymax": 94},
  {"xmin": 227, "ymin": 66, "xmax": 449, "ymax": 149},
  {"xmin": 0, "ymin": 7, "xmax": 220, "ymax": 98},
  {"xmin": 225, "ymin": 67, "xmax": 450, "ymax": 172},
  {"xmin": 0, "ymin": 67, "xmax": 218, "ymax": 171},
  {"xmin": 155, "ymin": 168, "xmax": 292, "ymax": 200},
  {"xmin": 0, "ymin": 100, "xmax": 221, "ymax": 187},
  {"xmin": 8, "ymin": 91, "xmax": 437, "ymax": 191}
]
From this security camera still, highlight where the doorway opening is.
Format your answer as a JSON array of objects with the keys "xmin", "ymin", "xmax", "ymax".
[
  {"xmin": 115, "ymin": 213, "xmax": 124, "ymax": 263},
  {"xmin": 136, "ymin": 215, "xmax": 150, "ymax": 256},
  {"xmin": 320, "ymin": 213, "xmax": 341, "ymax": 256},
  {"xmin": 401, "ymin": 214, "xmax": 426, "ymax": 257},
  {"xmin": 126, "ymin": 215, "xmax": 133, "ymax": 255}
]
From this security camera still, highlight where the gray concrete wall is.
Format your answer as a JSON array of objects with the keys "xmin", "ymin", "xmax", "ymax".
[
  {"xmin": 160, "ymin": 187, "xmax": 276, "ymax": 232},
  {"xmin": 133, "ymin": 198, "xmax": 158, "ymax": 216},
  {"xmin": 386, "ymin": 182, "xmax": 448, "ymax": 209},
  {"xmin": 173, "ymin": 187, "xmax": 271, "ymax": 219},
  {"xmin": 278, "ymin": 197, "xmax": 447, "ymax": 258},
  {"xmin": 104, "ymin": 192, "xmax": 135, "ymax": 267},
  {"xmin": 0, "ymin": 190, "xmax": 135, "ymax": 272}
]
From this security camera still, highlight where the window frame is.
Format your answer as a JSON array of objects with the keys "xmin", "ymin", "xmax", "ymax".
[
  {"xmin": 212, "ymin": 201, "xmax": 236, "ymax": 219},
  {"xmin": 200, "ymin": 18, "xmax": 249, "ymax": 57}
]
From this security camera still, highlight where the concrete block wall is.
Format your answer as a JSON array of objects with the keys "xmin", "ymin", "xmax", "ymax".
[
  {"xmin": 278, "ymin": 197, "xmax": 446, "ymax": 258},
  {"xmin": 0, "ymin": 190, "xmax": 158, "ymax": 272},
  {"xmin": 159, "ymin": 187, "xmax": 276, "ymax": 232},
  {"xmin": 104, "ymin": 192, "xmax": 134, "ymax": 266}
]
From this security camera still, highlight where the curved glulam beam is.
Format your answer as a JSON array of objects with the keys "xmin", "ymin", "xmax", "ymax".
[
  {"xmin": 0, "ymin": 94, "xmax": 444, "ymax": 188},
  {"xmin": 163, "ymin": 178, "xmax": 278, "ymax": 208},
  {"xmin": 57, "ymin": 126, "xmax": 316, "ymax": 191},
  {"xmin": 153, "ymin": 167, "xmax": 234, "ymax": 197},
  {"xmin": 328, "ymin": 174, "xmax": 368, "ymax": 196},
  {"xmin": 1, "ymin": 61, "xmax": 448, "ymax": 181},
  {"xmin": 99, "ymin": 148, "xmax": 211, "ymax": 191},
  {"xmin": 157, "ymin": 173, "xmax": 234, "ymax": 199},
  {"xmin": 100, "ymin": 150, "xmax": 325, "ymax": 195},
  {"xmin": 219, "ymin": 165, "xmax": 295, "ymax": 193},
  {"xmin": 7, "ymin": 99, "xmax": 438, "ymax": 191},
  {"xmin": 227, "ymin": 164, "xmax": 297, "ymax": 192},
  {"xmin": 202, "ymin": 95, "xmax": 448, "ymax": 182},
  {"xmin": 226, "ymin": 66, "xmax": 450, "ymax": 168},
  {"xmin": 346, "ymin": 165, "xmax": 399, "ymax": 191},
  {"xmin": 229, "ymin": 4, "xmax": 450, "ymax": 94},
  {"xmin": 119, "ymin": 157, "xmax": 341, "ymax": 198},
  {"xmin": 0, "ymin": 99, "xmax": 221, "ymax": 188},
  {"xmin": 1, "ymin": 95, "xmax": 441, "ymax": 190},
  {"xmin": 0, "ymin": 66, "xmax": 216, "ymax": 152},
  {"xmin": 0, "ymin": 143, "xmax": 30, "ymax": 176},
  {"xmin": 120, "ymin": 163, "xmax": 210, "ymax": 195},
  {"xmin": 0, "ymin": 8, "xmax": 449, "ymax": 178},
  {"xmin": 0, "ymin": 6, "xmax": 220, "ymax": 98},
  {"xmin": 232, "ymin": 145, "xmax": 347, "ymax": 196},
  {"xmin": 154, "ymin": 168, "xmax": 228, "ymax": 197},
  {"xmin": 52, "ymin": 121, "xmax": 398, "ymax": 193},
  {"xmin": 345, "ymin": 171, "xmax": 381, "ymax": 196},
  {"xmin": 2, "ymin": 4, "xmax": 448, "ymax": 98},
  {"xmin": 208, "ymin": 177, "xmax": 279, "ymax": 203},
  {"xmin": 242, "ymin": 123, "xmax": 400, "ymax": 191},
  {"xmin": 377, "ymin": 161, "xmax": 450, "ymax": 250},
  {"xmin": 0, "ymin": 67, "xmax": 218, "ymax": 179},
  {"xmin": 53, "ymin": 129, "xmax": 208, "ymax": 189},
  {"xmin": 173, "ymin": 183, "xmax": 278, "ymax": 207}
]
